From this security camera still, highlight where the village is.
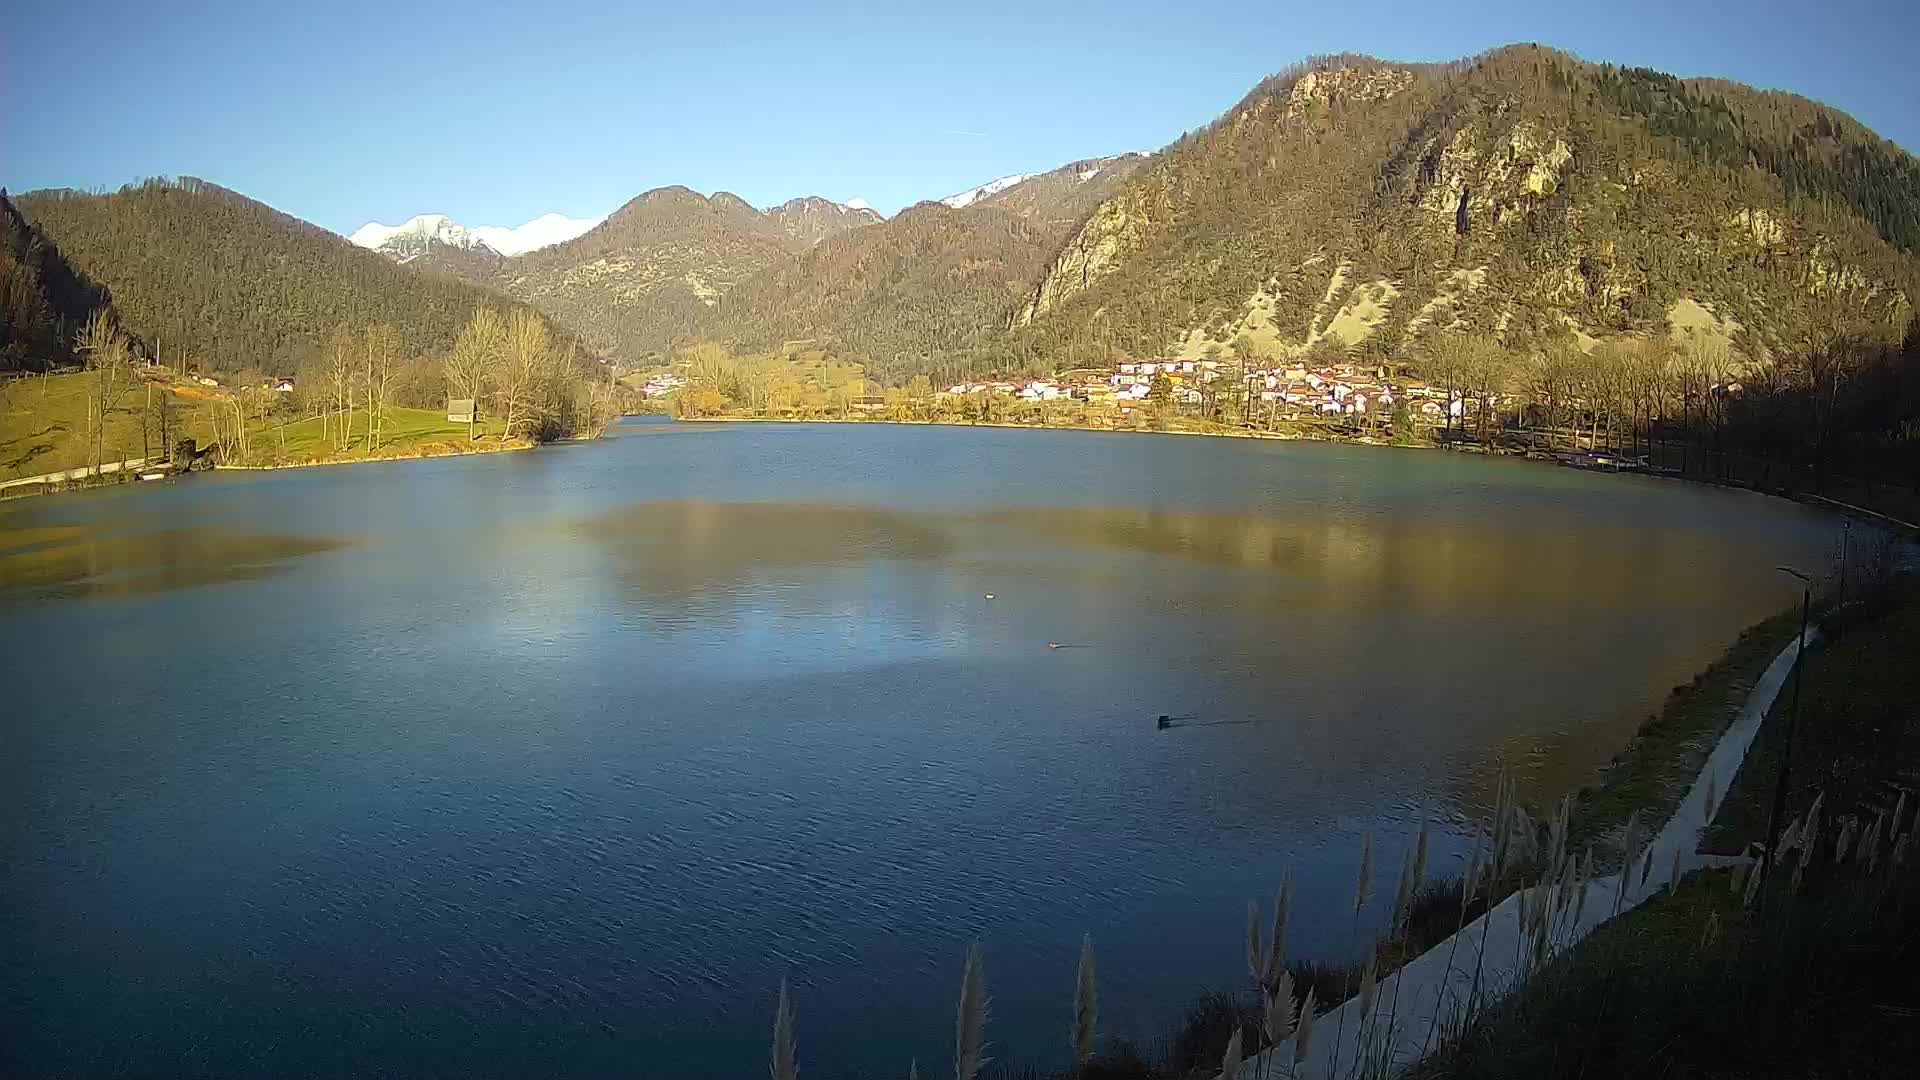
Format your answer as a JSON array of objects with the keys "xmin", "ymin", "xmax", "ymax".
[{"xmin": 943, "ymin": 357, "xmax": 1461, "ymax": 423}]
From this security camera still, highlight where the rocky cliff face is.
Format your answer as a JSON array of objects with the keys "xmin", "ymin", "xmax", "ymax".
[{"xmin": 1014, "ymin": 189, "xmax": 1156, "ymax": 325}]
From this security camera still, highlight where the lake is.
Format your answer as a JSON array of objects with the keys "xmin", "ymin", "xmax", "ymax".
[{"xmin": 0, "ymin": 420, "xmax": 1840, "ymax": 1078}]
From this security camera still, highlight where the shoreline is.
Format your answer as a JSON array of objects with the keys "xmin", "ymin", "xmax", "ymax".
[
  {"xmin": 211, "ymin": 437, "xmax": 534, "ymax": 472},
  {"xmin": 677, "ymin": 414, "xmax": 1920, "ymax": 535}
]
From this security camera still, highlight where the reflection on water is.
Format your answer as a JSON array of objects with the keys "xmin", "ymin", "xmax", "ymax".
[
  {"xmin": 980, "ymin": 504, "xmax": 1746, "ymax": 610},
  {"xmin": 578, "ymin": 500, "xmax": 951, "ymax": 600},
  {"xmin": 0, "ymin": 524, "xmax": 348, "ymax": 604},
  {"xmin": 0, "ymin": 423, "xmax": 1846, "ymax": 1079}
]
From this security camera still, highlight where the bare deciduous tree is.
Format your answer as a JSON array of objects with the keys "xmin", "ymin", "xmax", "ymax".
[
  {"xmin": 79, "ymin": 310, "xmax": 131, "ymax": 476},
  {"xmin": 447, "ymin": 307, "xmax": 504, "ymax": 440}
]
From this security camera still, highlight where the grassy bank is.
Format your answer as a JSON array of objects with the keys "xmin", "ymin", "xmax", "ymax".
[
  {"xmin": 224, "ymin": 406, "xmax": 519, "ymax": 468},
  {"xmin": 0, "ymin": 370, "xmax": 211, "ymax": 481},
  {"xmin": 1398, "ymin": 575, "xmax": 1920, "ymax": 1080},
  {"xmin": 1704, "ymin": 576, "xmax": 1920, "ymax": 854},
  {"xmin": 2, "ymin": 371, "xmax": 530, "ymax": 492}
]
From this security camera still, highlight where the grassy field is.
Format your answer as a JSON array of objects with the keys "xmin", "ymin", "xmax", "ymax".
[
  {"xmin": 250, "ymin": 406, "xmax": 513, "ymax": 467},
  {"xmin": 2, "ymin": 371, "xmax": 517, "ymax": 481},
  {"xmin": 1704, "ymin": 575, "xmax": 1920, "ymax": 854},
  {"xmin": 0, "ymin": 370, "xmax": 213, "ymax": 481}
]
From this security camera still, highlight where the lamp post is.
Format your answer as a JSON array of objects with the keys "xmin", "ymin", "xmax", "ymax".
[{"xmin": 1759, "ymin": 565, "xmax": 1813, "ymax": 888}]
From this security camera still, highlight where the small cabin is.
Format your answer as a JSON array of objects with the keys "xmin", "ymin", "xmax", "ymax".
[{"xmin": 447, "ymin": 398, "xmax": 477, "ymax": 424}]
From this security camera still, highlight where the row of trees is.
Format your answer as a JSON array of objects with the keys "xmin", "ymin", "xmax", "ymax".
[
  {"xmin": 441, "ymin": 306, "xmax": 614, "ymax": 443},
  {"xmin": 1406, "ymin": 323, "xmax": 1920, "ymax": 499}
]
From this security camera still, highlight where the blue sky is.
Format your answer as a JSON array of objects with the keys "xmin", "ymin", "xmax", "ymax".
[{"xmin": 6, "ymin": 0, "xmax": 1917, "ymax": 236}]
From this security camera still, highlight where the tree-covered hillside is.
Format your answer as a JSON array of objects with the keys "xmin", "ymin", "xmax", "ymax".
[
  {"xmin": 13, "ymin": 178, "xmax": 573, "ymax": 375},
  {"xmin": 485, "ymin": 187, "xmax": 813, "ymax": 363},
  {"xmin": 702, "ymin": 202, "xmax": 1060, "ymax": 385},
  {"xmin": 1, "ymin": 190, "xmax": 110, "ymax": 373},
  {"xmin": 693, "ymin": 156, "xmax": 1146, "ymax": 383},
  {"xmin": 1008, "ymin": 45, "xmax": 1919, "ymax": 369}
]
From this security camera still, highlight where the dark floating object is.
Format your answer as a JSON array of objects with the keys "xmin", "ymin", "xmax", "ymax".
[{"xmin": 1157, "ymin": 714, "xmax": 1252, "ymax": 730}]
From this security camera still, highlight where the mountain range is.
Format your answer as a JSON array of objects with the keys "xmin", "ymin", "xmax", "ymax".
[
  {"xmin": 6, "ymin": 45, "xmax": 1918, "ymax": 389},
  {"xmin": 349, "ymin": 212, "xmax": 604, "ymax": 259}
]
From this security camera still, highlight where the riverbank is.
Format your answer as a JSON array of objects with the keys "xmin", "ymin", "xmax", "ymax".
[
  {"xmin": 961, "ymin": 597, "xmax": 1839, "ymax": 1080},
  {"xmin": 212, "ymin": 435, "xmax": 532, "ymax": 472},
  {"xmin": 1401, "ymin": 574, "xmax": 1920, "ymax": 1080}
]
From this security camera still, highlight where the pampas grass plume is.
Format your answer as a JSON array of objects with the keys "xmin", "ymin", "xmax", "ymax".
[
  {"xmin": 1354, "ymin": 832, "xmax": 1375, "ymax": 916},
  {"xmin": 1411, "ymin": 819, "xmax": 1431, "ymax": 893},
  {"xmin": 1267, "ymin": 872, "xmax": 1293, "ymax": 988},
  {"xmin": 1293, "ymin": 988, "xmax": 1318, "ymax": 1066},
  {"xmin": 1246, "ymin": 899, "xmax": 1264, "ymax": 984},
  {"xmin": 1220, "ymin": 1027, "xmax": 1243, "ymax": 1080},
  {"xmin": 1389, "ymin": 850, "xmax": 1412, "ymax": 932},
  {"xmin": 1357, "ymin": 953, "xmax": 1379, "ymax": 1018},
  {"xmin": 955, "ymin": 944, "xmax": 990, "ymax": 1080},
  {"xmin": 1071, "ymin": 933, "xmax": 1097, "ymax": 1064},
  {"xmin": 771, "ymin": 977, "xmax": 797, "ymax": 1080},
  {"xmin": 1265, "ymin": 969, "xmax": 1297, "ymax": 1043}
]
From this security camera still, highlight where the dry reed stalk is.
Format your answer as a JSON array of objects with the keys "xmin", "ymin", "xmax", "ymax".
[
  {"xmin": 1247, "ymin": 900, "xmax": 1264, "ymax": 985},
  {"xmin": 1219, "ymin": 1027, "xmax": 1243, "ymax": 1080},
  {"xmin": 772, "ymin": 978, "xmax": 797, "ymax": 1080},
  {"xmin": 1614, "ymin": 811, "xmax": 1642, "ymax": 915},
  {"xmin": 1410, "ymin": 820, "xmax": 1431, "ymax": 896},
  {"xmin": 1639, "ymin": 844, "xmax": 1656, "ymax": 892},
  {"xmin": 1699, "ymin": 910, "xmax": 1722, "ymax": 951},
  {"xmin": 1668, "ymin": 847, "xmax": 1682, "ymax": 894},
  {"xmin": 954, "ymin": 944, "xmax": 990, "ymax": 1080},
  {"xmin": 1329, "ymin": 833, "xmax": 1372, "ymax": 1080},
  {"xmin": 1293, "ymin": 989, "xmax": 1318, "ymax": 1069},
  {"xmin": 1388, "ymin": 851, "xmax": 1411, "ymax": 935},
  {"xmin": 1266, "ymin": 871, "xmax": 1293, "ymax": 990},
  {"xmin": 1354, "ymin": 833, "xmax": 1375, "ymax": 916},
  {"xmin": 1860, "ymin": 817, "xmax": 1881, "ymax": 873},
  {"xmin": 1071, "ymin": 934, "xmax": 1097, "ymax": 1066}
]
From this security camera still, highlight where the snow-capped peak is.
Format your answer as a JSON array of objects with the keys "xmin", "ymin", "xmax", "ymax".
[
  {"xmin": 348, "ymin": 214, "xmax": 480, "ymax": 253},
  {"xmin": 940, "ymin": 172, "xmax": 1032, "ymax": 209},
  {"xmin": 348, "ymin": 211, "xmax": 603, "ymax": 258},
  {"xmin": 470, "ymin": 213, "xmax": 603, "ymax": 255},
  {"xmin": 844, "ymin": 198, "xmax": 871, "ymax": 211}
]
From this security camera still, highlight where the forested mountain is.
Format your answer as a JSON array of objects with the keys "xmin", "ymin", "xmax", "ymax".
[
  {"xmin": 474, "ymin": 186, "xmax": 806, "ymax": 362},
  {"xmin": 691, "ymin": 154, "xmax": 1148, "ymax": 381},
  {"xmin": 765, "ymin": 196, "xmax": 884, "ymax": 246},
  {"xmin": 12, "ymin": 178, "xmax": 577, "ymax": 376},
  {"xmin": 1005, "ymin": 46, "xmax": 1919, "ymax": 369},
  {"xmin": 968, "ymin": 153, "xmax": 1148, "ymax": 226},
  {"xmin": 701, "ymin": 202, "xmax": 1061, "ymax": 384},
  {"xmin": 1, "ymin": 190, "xmax": 111, "ymax": 372}
]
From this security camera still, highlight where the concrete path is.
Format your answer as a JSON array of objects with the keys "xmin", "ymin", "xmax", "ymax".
[
  {"xmin": 0, "ymin": 457, "xmax": 151, "ymax": 490},
  {"xmin": 1237, "ymin": 630, "xmax": 1809, "ymax": 1080}
]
